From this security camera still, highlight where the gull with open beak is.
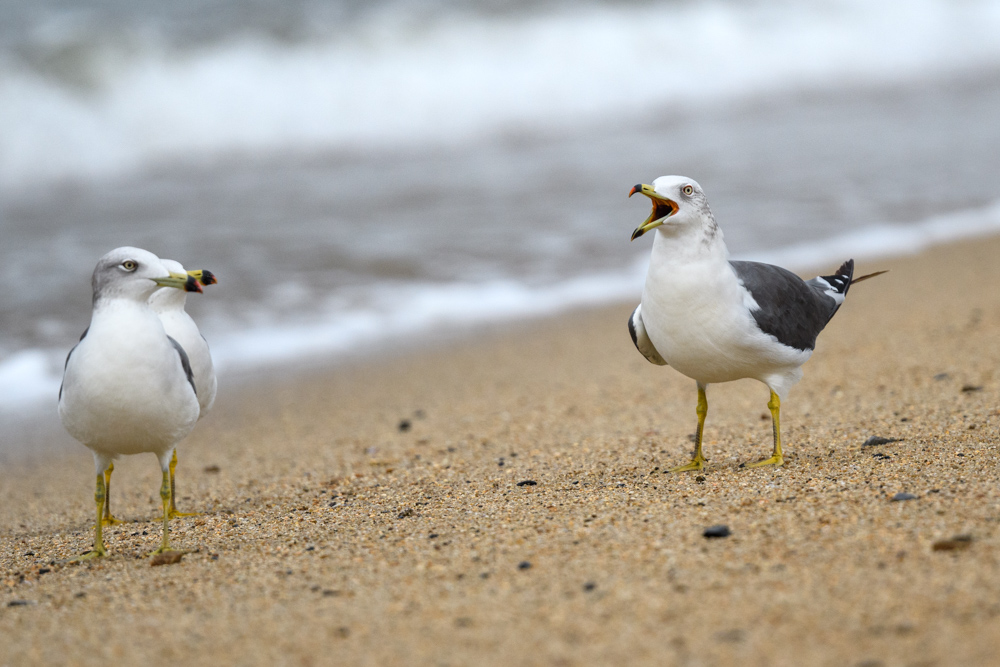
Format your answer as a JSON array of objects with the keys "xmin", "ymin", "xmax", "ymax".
[
  {"xmin": 59, "ymin": 247, "xmax": 203, "ymax": 558},
  {"xmin": 628, "ymin": 176, "xmax": 884, "ymax": 471}
]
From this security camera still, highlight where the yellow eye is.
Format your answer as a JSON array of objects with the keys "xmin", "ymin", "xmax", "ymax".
[
  {"xmin": 682, "ymin": 185, "xmax": 694, "ymax": 196},
  {"xmin": 121, "ymin": 260, "xmax": 138, "ymax": 271}
]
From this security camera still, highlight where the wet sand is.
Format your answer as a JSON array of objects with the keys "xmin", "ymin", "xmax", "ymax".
[{"xmin": 2, "ymin": 235, "xmax": 999, "ymax": 666}]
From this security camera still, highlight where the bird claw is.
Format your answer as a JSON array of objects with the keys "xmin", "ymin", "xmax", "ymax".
[
  {"xmin": 745, "ymin": 454, "xmax": 783, "ymax": 468},
  {"xmin": 669, "ymin": 458, "xmax": 706, "ymax": 473},
  {"xmin": 72, "ymin": 547, "xmax": 107, "ymax": 561}
]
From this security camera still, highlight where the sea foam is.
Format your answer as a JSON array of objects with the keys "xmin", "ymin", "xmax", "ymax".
[
  {"xmin": 4, "ymin": 199, "xmax": 1000, "ymax": 419},
  {"xmin": 3, "ymin": 0, "xmax": 1000, "ymax": 188}
]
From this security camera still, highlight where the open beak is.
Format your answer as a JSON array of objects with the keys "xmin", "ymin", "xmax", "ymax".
[
  {"xmin": 187, "ymin": 269, "xmax": 217, "ymax": 286},
  {"xmin": 629, "ymin": 183, "xmax": 678, "ymax": 241},
  {"xmin": 153, "ymin": 272, "xmax": 203, "ymax": 293}
]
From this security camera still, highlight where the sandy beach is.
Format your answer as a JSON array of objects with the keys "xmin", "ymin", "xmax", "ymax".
[{"xmin": 2, "ymin": 234, "xmax": 999, "ymax": 666}]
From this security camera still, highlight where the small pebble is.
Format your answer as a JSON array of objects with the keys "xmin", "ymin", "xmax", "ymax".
[
  {"xmin": 932, "ymin": 535, "xmax": 973, "ymax": 552},
  {"xmin": 516, "ymin": 480, "xmax": 537, "ymax": 487},
  {"xmin": 862, "ymin": 436, "xmax": 902, "ymax": 448},
  {"xmin": 150, "ymin": 550, "xmax": 187, "ymax": 566},
  {"xmin": 203, "ymin": 464, "xmax": 221, "ymax": 474},
  {"xmin": 7, "ymin": 600, "xmax": 30, "ymax": 607},
  {"xmin": 891, "ymin": 493, "xmax": 918, "ymax": 502},
  {"xmin": 397, "ymin": 508, "xmax": 415, "ymax": 518},
  {"xmin": 398, "ymin": 419, "xmax": 411, "ymax": 432},
  {"xmin": 695, "ymin": 475, "xmax": 706, "ymax": 483},
  {"xmin": 703, "ymin": 525, "xmax": 731, "ymax": 538},
  {"xmin": 583, "ymin": 582, "xmax": 596, "ymax": 592},
  {"xmin": 517, "ymin": 561, "xmax": 532, "ymax": 570},
  {"xmin": 960, "ymin": 384, "xmax": 983, "ymax": 393}
]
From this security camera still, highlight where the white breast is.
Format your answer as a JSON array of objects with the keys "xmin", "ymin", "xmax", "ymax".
[
  {"xmin": 59, "ymin": 301, "xmax": 200, "ymax": 457},
  {"xmin": 640, "ymin": 230, "xmax": 810, "ymax": 387}
]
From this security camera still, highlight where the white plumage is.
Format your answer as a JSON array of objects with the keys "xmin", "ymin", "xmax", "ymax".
[
  {"xmin": 629, "ymin": 176, "xmax": 867, "ymax": 471},
  {"xmin": 59, "ymin": 246, "xmax": 201, "ymax": 558},
  {"xmin": 151, "ymin": 259, "xmax": 217, "ymax": 417}
]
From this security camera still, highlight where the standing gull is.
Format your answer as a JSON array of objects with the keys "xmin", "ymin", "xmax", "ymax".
[
  {"xmin": 98, "ymin": 260, "xmax": 218, "ymax": 525},
  {"xmin": 150, "ymin": 259, "xmax": 218, "ymax": 519},
  {"xmin": 59, "ymin": 247, "xmax": 202, "ymax": 558},
  {"xmin": 628, "ymin": 176, "xmax": 884, "ymax": 471}
]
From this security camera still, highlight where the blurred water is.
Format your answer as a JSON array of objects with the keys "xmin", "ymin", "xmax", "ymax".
[{"xmin": 2, "ymin": 0, "xmax": 1000, "ymax": 429}]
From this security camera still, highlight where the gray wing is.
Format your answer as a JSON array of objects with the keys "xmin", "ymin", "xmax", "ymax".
[
  {"xmin": 58, "ymin": 327, "xmax": 89, "ymax": 401},
  {"xmin": 167, "ymin": 336, "xmax": 198, "ymax": 397},
  {"xmin": 628, "ymin": 304, "xmax": 668, "ymax": 366},
  {"xmin": 730, "ymin": 260, "xmax": 853, "ymax": 352}
]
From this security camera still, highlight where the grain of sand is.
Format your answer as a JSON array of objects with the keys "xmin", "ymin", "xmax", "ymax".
[{"xmin": 2, "ymin": 236, "xmax": 1000, "ymax": 666}]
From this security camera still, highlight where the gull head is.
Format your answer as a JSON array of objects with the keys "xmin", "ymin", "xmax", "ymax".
[
  {"xmin": 92, "ymin": 247, "xmax": 201, "ymax": 304},
  {"xmin": 629, "ymin": 175, "xmax": 715, "ymax": 241}
]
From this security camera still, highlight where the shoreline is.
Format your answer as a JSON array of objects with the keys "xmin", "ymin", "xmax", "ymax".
[
  {"xmin": 2, "ymin": 233, "xmax": 1000, "ymax": 665},
  {"xmin": 4, "ymin": 195, "xmax": 1000, "ymax": 456}
]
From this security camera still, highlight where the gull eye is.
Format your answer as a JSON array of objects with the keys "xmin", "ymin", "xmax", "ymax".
[
  {"xmin": 121, "ymin": 260, "xmax": 138, "ymax": 272},
  {"xmin": 682, "ymin": 185, "xmax": 694, "ymax": 196}
]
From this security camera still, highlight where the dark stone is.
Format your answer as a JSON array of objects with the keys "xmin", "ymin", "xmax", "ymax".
[
  {"xmin": 695, "ymin": 476, "xmax": 706, "ymax": 483},
  {"xmin": 891, "ymin": 492, "xmax": 918, "ymax": 502},
  {"xmin": 517, "ymin": 561, "xmax": 532, "ymax": 570},
  {"xmin": 398, "ymin": 419, "xmax": 412, "ymax": 432},
  {"xmin": 932, "ymin": 535, "xmax": 973, "ymax": 551},
  {"xmin": 23, "ymin": 551, "xmax": 34, "ymax": 556},
  {"xmin": 862, "ymin": 436, "xmax": 903, "ymax": 448},
  {"xmin": 583, "ymin": 582, "xmax": 596, "ymax": 592},
  {"xmin": 703, "ymin": 525, "xmax": 731, "ymax": 538},
  {"xmin": 7, "ymin": 600, "xmax": 30, "ymax": 607},
  {"xmin": 397, "ymin": 508, "xmax": 415, "ymax": 518},
  {"xmin": 517, "ymin": 480, "xmax": 537, "ymax": 487},
  {"xmin": 203, "ymin": 464, "xmax": 221, "ymax": 473},
  {"xmin": 428, "ymin": 533, "xmax": 439, "ymax": 539},
  {"xmin": 37, "ymin": 568, "xmax": 50, "ymax": 575},
  {"xmin": 961, "ymin": 384, "xmax": 983, "ymax": 392}
]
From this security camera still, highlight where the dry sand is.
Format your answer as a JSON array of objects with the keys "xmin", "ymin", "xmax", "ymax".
[{"xmin": 2, "ymin": 236, "xmax": 1000, "ymax": 666}]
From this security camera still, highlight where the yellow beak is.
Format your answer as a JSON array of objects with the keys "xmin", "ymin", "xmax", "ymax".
[
  {"xmin": 629, "ymin": 183, "xmax": 677, "ymax": 241},
  {"xmin": 153, "ymin": 272, "xmax": 202, "ymax": 293},
  {"xmin": 186, "ymin": 269, "xmax": 217, "ymax": 286}
]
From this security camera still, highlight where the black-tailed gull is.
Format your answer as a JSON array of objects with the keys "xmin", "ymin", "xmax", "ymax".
[
  {"xmin": 59, "ymin": 247, "xmax": 203, "ymax": 558},
  {"xmin": 150, "ymin": 259, "xmax": 218, "ymax": 519},
  {"xmin": 628, "ymin": 176, "xmax": 884, "ymax": 472}
]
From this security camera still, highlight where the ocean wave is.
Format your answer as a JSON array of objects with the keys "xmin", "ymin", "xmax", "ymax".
[
  {"xmin": 2, "ymin": 0, "xmax": 1000, "ymax": 188},
  {"xmin": 4, "ymin": 199, "xmax": 1000, "ymax": 418}
]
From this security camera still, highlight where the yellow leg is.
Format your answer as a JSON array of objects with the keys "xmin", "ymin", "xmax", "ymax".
[
  {"xmin": 74, "ymin": 473, "xmax": 108, "ymax": 560},
  {"xmin": 670, "ymin": 383, "xmax": 709, "ymax": 473},
  {"xmin": 150, "ymin": 470, "xmax": 172, "ymax": 555},
  {"xmin": 159, "ymin": 450, "xmax": 199, "ymax": 519},
  {"xmin": 101, "ymin": 462, "xmax": 124, "ymax": 526},
  {"xmin": 746, "ymin": 390, "xmax": 784, "ymax": 468}
]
